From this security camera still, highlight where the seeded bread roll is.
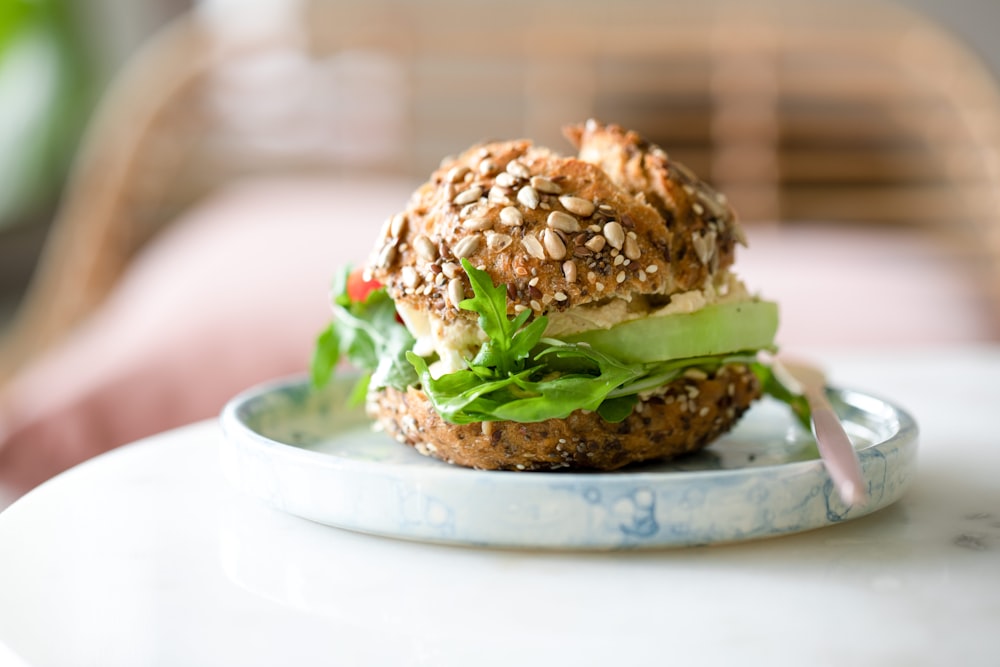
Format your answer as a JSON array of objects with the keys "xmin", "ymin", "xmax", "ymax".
[
  {"xmin": 368, "ymin": 120, "xmax": 746, "ymax": 326},
  {"xmin": 370, "ymin": 363, "xmax": 761, "ymax": 471},
  {"xmin": 365, "ymin": 120, "xmax": 762, "ymax": 471}
]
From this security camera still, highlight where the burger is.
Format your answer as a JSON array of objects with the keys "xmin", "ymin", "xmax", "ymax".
[{"xmin": 312, "ymin": 120, "xmax": 805, "ymax": 471}]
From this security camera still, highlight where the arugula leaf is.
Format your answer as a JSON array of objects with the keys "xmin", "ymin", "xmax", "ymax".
[
  {"xmin": 310, "ymin": 267, "xmax": 417, "ymax": 395},
  {"xmin": 751, "ymin": 361, "xmax": 812, "ymax": 430}
]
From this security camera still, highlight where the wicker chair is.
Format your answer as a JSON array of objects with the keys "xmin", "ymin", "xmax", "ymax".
[{"xmin": 2, "ymin": 0, "xmax": 999, "ymax": 383}]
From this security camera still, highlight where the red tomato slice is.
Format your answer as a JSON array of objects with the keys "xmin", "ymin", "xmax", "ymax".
[{"xmin": 346, "ymin": 268, "xmax": 382, "ymax": 302}]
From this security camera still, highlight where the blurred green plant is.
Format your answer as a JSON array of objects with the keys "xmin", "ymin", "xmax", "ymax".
[{"xmin": 0, "ymin": 0, "xmax": 93, "ymax": 230}]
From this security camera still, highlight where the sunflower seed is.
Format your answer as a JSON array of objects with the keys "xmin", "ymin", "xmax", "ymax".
[
  {"xmin": 603, "ymin": 221, "xmax": 625, "ymax": 250},
  {"xmin": 448, "ymin": 278, "xmax": 465, "ymax": 308},
  {"xmin": 414, "ymin": 235, "xmax": 437, "ymax": 261},
  {"xmin": 486, "ymin": 232, "xmax": 513, "ymax": 251},
  {"xmin": 547, "ymin": 211, "xmax": 580, "ymax": 233},
  {"xmin": 522, "ymin": 235, "xmax": 546, "ymax": 260},
  {"xmin": 401, "ymin": 266, "xmax": 419, "ymax": 288},
  {"xmin": 442, "ymin": 261, "xmax": 461, "ymax": 278},
  {"xmin": 488, "ymin": 186, "xmax": 511, "ymax": 205},
  {"xmin": 452, "ymin": 234, "xmax": 482, "ymax": 259},
  {"xmin": 616, "ymin": 271, "xmax": 626, "ymax": 283},
  {"xmin": 558, "ymin": 196, "xmax": 595, "ymax": 217},
  {"xmin": 517, "ymin": 186, "xmax": 540, "ymax": 210},
  {"xmin": 506, "ymin": 160, "xmax": 530, "ymax": 179},
  {"xmin": 462, "ymin": 217, "xmax": 492, "ymax": 232},
  {"xmin": 495, "ymin": 172, "xmax": 517, "ymax": 188},
  {"xmin": 389, "ymin": 213, "xmax": 408, "ymax": 238},
  {"xmin": 499, "ymin": 206, "xmax": 524, "ymax": 226},
  {"xmin": 585, "ymin": 235, "xmax": 606, "ymax": 252},
  {"xmin": 376, "ymin": 242, "xmax": 397, "ymax": 269},
  {"xmin": 530, "ymin": 175, "xmax": 561, "ymax": 194},
  {"xmin": 446, "ymin": 166, "xmax": 470, "ymax": 183},
  {"xmin": 543, "ymin": 229, "xmax": 567, "ymax": 260},
  {"xmin": 623, "ymin": 236, "xmax": 641, "ymax": 260},
  {"xmin": 562, "ymin": 260, "xmax": 577, "ymax": 282},
  {"xmin": 453, "ymin": 186, "xmax": 483, "ymax": 206},
  {"xmin": 478, "ymin": 158, "xmax": 497, "ymax": 175}
]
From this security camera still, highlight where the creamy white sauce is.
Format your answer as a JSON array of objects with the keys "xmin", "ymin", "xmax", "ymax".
[{"xmin": 398, "ymin": 271, "xmax": 752, "ymax": 375}]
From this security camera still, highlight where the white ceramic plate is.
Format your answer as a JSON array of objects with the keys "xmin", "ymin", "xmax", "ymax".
[{"xmin": 219, "ymin": 376, "xmax": 917, "ymax": 550}]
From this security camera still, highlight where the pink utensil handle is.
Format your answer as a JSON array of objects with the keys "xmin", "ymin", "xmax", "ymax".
[{"xmin": 809, "ymin": 400, "xmax": 867, "ymax": 506}]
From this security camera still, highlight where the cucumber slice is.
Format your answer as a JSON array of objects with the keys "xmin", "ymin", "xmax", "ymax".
[{"xmin": 560, "ymin": 300, "xmax": 778, "ymax": 363}]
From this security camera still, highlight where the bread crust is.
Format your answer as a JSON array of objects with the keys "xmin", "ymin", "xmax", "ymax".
[
  {"xmin": 368, "ymin": 121, "xmax": 745, "ymax": 328},
  {"xmin": 369, "ymin": 363, "xmax": 762, "ymax": 471}
]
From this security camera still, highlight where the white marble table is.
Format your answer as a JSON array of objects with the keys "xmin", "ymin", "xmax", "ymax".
[{"xmin": 0, "ymin": 345, "xmax": 998, "ymax": 666}]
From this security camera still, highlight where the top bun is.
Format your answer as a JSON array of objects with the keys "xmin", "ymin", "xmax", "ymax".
[{"xmin": 369, "ymin": 121, "xmax": 745, "ymax": 323}]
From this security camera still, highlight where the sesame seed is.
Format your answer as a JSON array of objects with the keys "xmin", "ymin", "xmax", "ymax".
[
  {"xmin": 542, "ymin": 293, "xmax": 553, "ymax": 305},
  {"xmin": 587, "ymin": 271, "xmax": 596, "ymax": 282},
  {"xmin": 446, "ymin": 166, "xmax": 470, "ymax": 183},
  {"xmin": 623, "ymin": 236, "xmax": 641, "ymax": 260},
  {"xmin": 478, "ymin": 159, "xmax": 497, "ymax": 175},
  {"xmin": 646, "ymin": 264, "xmax": 659, "ymax": 274},
  {"xmin": 699, "ymin": 406, "xmax": 710, "ymax": 417},
  {"xmin": 448, "ymin": 278, "xmax": 465, "ymax": 308},
  {"xmin": 522, "ymin": 235, "xmax": 546, "ymax": 260},
  {"xmin": 562, "ymin": 260, "xmax": 577, "ymax": 282},
  {"xmin": 530, "ymin": 175, "xmax": 561, "ymax": 194},
  {"xmin": 462, "ymin": 217, "xmax": 491, "ymax": 232},
  {"xmin": 413, "ymin": 235, "xmax": 437, "ymax": 261},
  {"xmin": 614, "ymin": 254, "xmax": 625, "ymax": 266},
  {"xmin": 584, "ymin": 235, "xmax": 606, "ymax": 252},
  {"xmin": 638, "ymin": 270, "xmax": 646, "ymax": 281},
  {"xmin": 453, "ymin": 186, "xmax": 483, "ymax": 206},
  {"xmin": 517, "ymin": 186, "xmax": 540, "ymax": 210},
  {"xmin": 692, "ymin": 202, "xmax": 704, "ymax": 216},
  {"xmin": 528, "ymin": 276, "xmax": 539, "ymax": 287},
  {"xmin": 595, "ymin": 282, "xmax": 605, "ymax": 291},
  {"xmin": 530, "ymin": 299, "xmax": 541, "ymax": 311},
  {"xmin": 452, "ymin": 234, "xmax": 482, "ymax": 258},
  {"xmin": 499, "ymin": 206, "xmax": 524, "ymax": 226},
  {"xmin": 543, "ymin": 229, "xmax": 566, "ymax": 260},
  {"xmin": 554, "ymin": 291, "xmax": 568, "ymax": 301},
  {"xmin": 616, "ymin": 271, "xmax": 626, "ymax": 283},
  {"xmin": 513, "ymin": 304, "xmax": 528, "ymax": 313},
  {"xmin": 506, "ymin": 160, "xmax": 530, "ymax": 179},
  {"xmin": 558, "ymin": 195, "xmax": 595, "ymax": 217},
  {"xmin": 686, "ymin": 386, "xmax": 700, "ymax": 398},
  {"xmin": 603, "ymin": 221, "xmax": 625, "ymax": 250},
  {"xmin": 547, "ymin": 211, "xmax": 580, "ymax": 233}
]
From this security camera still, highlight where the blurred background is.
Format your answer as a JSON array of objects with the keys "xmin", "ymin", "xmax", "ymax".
[{"xmin": 1, "ymin": 0, "xmax": 999, "ymax": 500}]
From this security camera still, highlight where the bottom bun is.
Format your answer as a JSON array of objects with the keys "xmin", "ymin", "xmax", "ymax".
[{"xmin": 369, "ymin": 363, "xmax": 762, "ymax": 471}]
